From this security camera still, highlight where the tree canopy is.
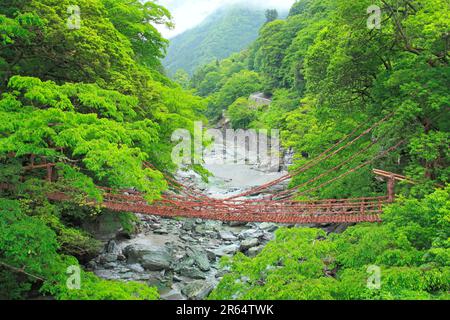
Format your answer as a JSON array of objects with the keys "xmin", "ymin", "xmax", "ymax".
[{"xmin": 0, "ymin": 0, "xmax": 206, "ymax": 299}]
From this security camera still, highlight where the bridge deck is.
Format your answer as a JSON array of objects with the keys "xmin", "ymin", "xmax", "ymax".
[{"xmin": 49, "ymin": 191, "xmax": 386, "ymax": 224}]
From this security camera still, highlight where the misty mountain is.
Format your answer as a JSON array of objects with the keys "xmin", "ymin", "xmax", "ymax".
[{"xmin": 163, "ymin": 5, "xmax": 269, "ymax": 76}]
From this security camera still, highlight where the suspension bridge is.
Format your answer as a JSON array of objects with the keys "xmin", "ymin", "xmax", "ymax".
[{"xmin": 9, "ymin": 115, "xmax": 409, "ymax": 224}]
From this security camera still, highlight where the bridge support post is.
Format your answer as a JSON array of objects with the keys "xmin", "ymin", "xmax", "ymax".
[
  {"xmin": 47, "ymin": 163, "xmax": 53, "ymax": 182},
  {"xmin": 387, "ymin": 175, "xmax": 396, "ymax": 203}
]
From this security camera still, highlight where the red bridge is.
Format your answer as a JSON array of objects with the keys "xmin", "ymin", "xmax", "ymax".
[{"xmin": 12, "ymin": 115, "xmax": 410, "ymax": 224}]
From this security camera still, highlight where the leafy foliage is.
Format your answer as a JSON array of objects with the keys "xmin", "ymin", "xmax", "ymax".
[
  {"xmin": 0, "ymin": 0, "xmax": 206, "ymax": 300},
  {"xmin": 0, "ymin": 198, "xmax": 159, "ymax": 300},
  {"xmin": 227, "ymin": 97, "xmax": 258, "ymax": 129}
]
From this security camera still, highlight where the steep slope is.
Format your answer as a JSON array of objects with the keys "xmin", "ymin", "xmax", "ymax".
[{"xmin": 163, "ymin": 5, "xmax": 267, "ymax": 75}]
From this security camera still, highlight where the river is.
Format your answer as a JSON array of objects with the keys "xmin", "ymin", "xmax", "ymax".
[{"xmin": 89, "ymin": 135, "xmax": 291, "ymax": 300}]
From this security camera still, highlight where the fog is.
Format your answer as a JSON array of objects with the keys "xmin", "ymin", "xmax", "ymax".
[{"xmin": 156, "ymin": 0, "xmax": 296, "ymax": 38}]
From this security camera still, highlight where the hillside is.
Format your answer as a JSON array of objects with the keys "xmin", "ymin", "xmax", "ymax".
[{"xmin": 163, "ymin": 5, "xmax": 267, "ymax": 75}]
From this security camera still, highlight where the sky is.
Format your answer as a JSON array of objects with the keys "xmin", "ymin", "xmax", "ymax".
[{"xmin": 156, "ymin": 0, "xmax": 296, "ymax": 38}]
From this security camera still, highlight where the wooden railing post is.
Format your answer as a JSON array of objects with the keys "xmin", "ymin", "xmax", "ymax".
[
  {"xmin": 373, "ymin": 169, "xmax": 406, "ymax": 204},
  {"xmin": 387, "ymin": 175, "xmax": 396, "ymax": 203},
  {"xmin": 47, "ymin": 163, "xmax": 53, "ymax": 182}
]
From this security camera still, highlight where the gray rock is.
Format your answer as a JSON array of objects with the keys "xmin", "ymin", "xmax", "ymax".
[
  {"xmin": 240, "ymin": 238, "xmax": 259, "ymax": 251},
  {"xmin": 213, "ymin": 244, "xmax": 239, "ymax": 257},
  {"xmin": 161, "ymin": 290, "xmax": 186, "ymax": 300},
  {"xmin": 228, "ymin": 221, "xmax": 247, "ymax": 227},
  {"xmin": 206, "ymin": 250, "xmax": 217, "ymax": 261},
  {"xmin": 104, "ymin": 262, "xmax": 119, "ymax": 269},
  {"xmin": 100, "ymin": 253, "xmax": 118, "ymax": 264},
  {"xmin": 154, "ymin": 228, "xmax": 169, "ymax": 235},
  {"xmin": 87, "ymin": 260, "xmax": 97, "ymax": 270},
  {"xmin": 176, "ymin": 256, "xmax": 195, "ymax": 269},
  {"xmin": 182, "ymin": 281, "xmax": 214, "ymax": 300},
  {"xmin": 106, "ymin": 240, "xmax": 121, "ymax": 255},
  {"xmin": 247, "ymin": 246, "xmax": 264, "ymax": 258},
  {"xmin": 239, "ymin": 229, "xmax": 263, "ymax": 240},
  {"xmin": 179, "ymin": 234, "xmax": 195, "ymax": 242},
  {"xmin": 94, "ymin": 269, "xmax": 121, "ymax": 280},
  {"xmin": 133, "ymin": 274, "xmax": 151, "ymax": 281},
  {"xmin": 215, "ymin": 268, "xmax": 231, "ymax": 278},
  {"xmin": 176, "ymin": 267, "xmax": 207, "ymax": 279},
  {"xmin": 194, "ymin": 225, "xmax": 207, "ymax": 234},
  {"xmin": 219, "ymin": 231, "xmax": 238, "ymax": 241},
  {"xmin": 127, "ymin": 263, "xmax": 145, "ymax": 273},
  {"xmin": 182, "ymin": 220, "xmax": 196, "ymax": 231},
  {"xmin": 262, "ymin": 232, "xmax": 275, "ymax": 241},
  {"xmin": 187, "ymin": 248, "xmax": 210, "ymax": 271},
  {"xmin": 124, "ymin": 245, "xmax": 173, "ymax": 271},
  {"xmin": 173, "ymin": 274, "xmax": 184, "ymax": 282},
  {"xmin": 204, "ymin": 220, "xmax": 223, "ymax": 231},
  {"xmin": 147, "ymin": 273, "xmax": 166, "ymax": 288},
  {"xmin": 259, "ymin": 222, "xmax": 278, "ymax": 232},
  {"xmin": 141, "ymin": 251, "xmax": 172, "ymax": 271}
]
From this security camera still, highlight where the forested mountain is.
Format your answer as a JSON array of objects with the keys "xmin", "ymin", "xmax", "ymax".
[
  {"xmin": 192, "ymin": 0, "xmax": 450, "ymax": 299},
  {"xmin": 163, "ymin": 5, "xmax": 272, "ymax": 75}
]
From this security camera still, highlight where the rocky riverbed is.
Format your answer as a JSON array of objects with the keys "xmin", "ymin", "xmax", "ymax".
[
  {"xmin": 89, "ymin": 215, "xmax": 281, "ymax": 300},
  {"xmin": 88, "ymin": 134, "xmax": 294, "ymax": 300}
]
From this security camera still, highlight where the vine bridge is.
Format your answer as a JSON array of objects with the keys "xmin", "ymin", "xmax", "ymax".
[{"xmin": 16, "ymin": 116, "xmax": 409, "ymax": 224}]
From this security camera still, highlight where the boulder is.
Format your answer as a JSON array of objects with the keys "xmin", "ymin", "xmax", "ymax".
[
  {"xmin": 100, "ymin": 253, "xmax": 119, "ymax": 264},
  {"xmin": 141, "ymin": 251, "xmax": 172, "ymax": 271},
  {"xmin": 215, "ymin": 267, "xmax": 231, "ymax": 278},
  {"xmin": 127, "ymin": 263, "xmax": 145, "ymax": 273},
  {"xmin": 182, "ymin": 281, "xmax": 214, "ymax": 300},
  {"xmin": 194, "ymin": 225, "xmax": 207, "ymax": 235},
  {"xmin": 153, "ymin": 228, "xmax": 169, "ymax": 235},
  {"xmin": 105, "ymin": 240, "xmax": 121, "ymax": 255},
  {"xmin": 228, "ymin": 221, "xmax": 247, "ymax": 227},
  {"xmin": 205, "ymin": 250, "xmax": 217, "ymax": 261},
  {"xmin": 247, "ymin": 246, "xmax": 264, "ymax": 258},
  {"xmin": 238, "ymin": 229, "xmax": 263, "ymax": 240},
  {"xmin": 204, "ymin": 220, "xmax": 223, "ymax": 231},
  {"xmin": 213, "ymin": 244, "xmax": 239, "ymax": 257},
  {"xmin": 176, "ymin": 267, "xmax": 207, "ymax": 280},
  {"xmin": 219, "ymin": 231, "xmax": 238, "ymax": 241},
  {"xmin": 123, "ymin": 244, "xmax": 173, "ymax": 271},
  {"xmin": 258, "ymin": 222, "xmax": 278, "ymax": 232},
  {"xmin": 182, "ymin": 220, "xmax": 196, "ymax": 231},
  {"xmin": 187, "ymin": 248, "xmax": 211, "ymax": 271},
  {"xmin": 240, "ymin": 238, "xmax": 259, "ymax": 251},
  {"xmin": 161, "ymin": 290, "xmax": 186, "ymax": 301}
]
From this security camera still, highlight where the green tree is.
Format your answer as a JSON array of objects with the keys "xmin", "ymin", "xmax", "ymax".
[
  {"xmin": 227, "ymin": 97, "xmax": 257, "ymax": 129},
  {"xmin": 172, "ymin": 69, "xmax": 190, "ymax": 89},
  {"xmin": 265, "ymin": 9, "xmax": 278, "ymax": 23},
  {"xmin": 207, "ymin": 70, "xmax": 262, "ymax": 120}
]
